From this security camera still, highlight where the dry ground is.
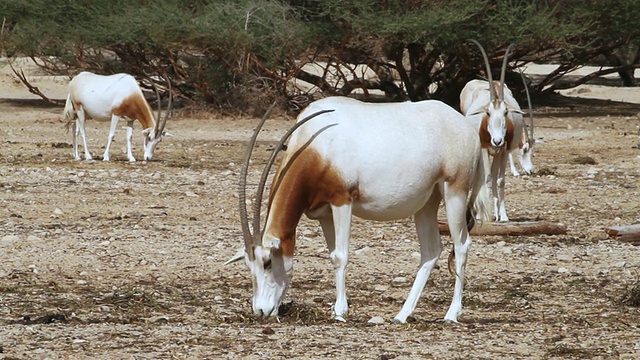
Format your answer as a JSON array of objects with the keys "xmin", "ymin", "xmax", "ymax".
[{"xmin": 1, "ymin": 61, "xmax": 640, "ymax": 359}]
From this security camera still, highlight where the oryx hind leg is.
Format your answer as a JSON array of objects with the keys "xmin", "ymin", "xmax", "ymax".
[
  {"xmin": 442, "ymin": 184, "xmax": 472, "ymax": 323},
  {"xmin": 76, "ymin": 108, "xmax": 92, "ymax": 161},
  {"xmin": 394, "ymin": 186, "xmax": 443, "ymax": 324}
]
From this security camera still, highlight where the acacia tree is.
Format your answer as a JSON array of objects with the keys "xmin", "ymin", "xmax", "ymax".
[{"xmin": 2, "ymin": 0, "xmax": 639, "ymax": 112}]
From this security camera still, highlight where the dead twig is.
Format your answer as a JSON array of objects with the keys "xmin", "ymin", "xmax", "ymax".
[{"xmin": 8, "ymin": 62, "xmax": 65, "ymax": 105}]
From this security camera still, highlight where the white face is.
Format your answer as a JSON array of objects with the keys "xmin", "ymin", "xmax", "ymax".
[
  {"xmin": 143, "ymin": 133, "xmax": 163, "ymax": 161},
  {"xmin": 486, "ymin": 101, "xmax": 508, "ymax": 148},
  {"xmin": 245, "ymin": 245, "xmax": 292, "ymax": 318},
  {"xmin": 519, "ymin": 142, "xmax": 535, "ymax": 174}
]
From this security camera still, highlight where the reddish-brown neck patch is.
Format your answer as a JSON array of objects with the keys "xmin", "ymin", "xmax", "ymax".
[
  {"xmin": 266, "ymin": 147, "xmax": 352, "ymax": 257},
  {"xmin": 112, "ymin": 94, "xmax": 156, "ymax": 133},
  {"xmin": 479, "ymin": 114, "xmax": 492, "ymax": 149}
]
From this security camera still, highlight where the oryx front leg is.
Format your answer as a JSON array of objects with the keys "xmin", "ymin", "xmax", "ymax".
[
  {"xmin": 125, "ymin": 119, "xmax": 136, "ymax": 162},
  {"xmin": 394, "ymin": 189, "xmax": 442, "ymax": 324},
  {"xmin": 508, "ymin": 152, "xmax": 520, "ymax": 177},
  {"xmin": 496, "ymin": 152, "xmax": 509, "ymax": 222},
  {"xmin": 328, "ymin": 203, "xmax": 352, "ymax": 322},
  {"xmin": 491, "ymin": 151, "xmax": 509, "ymax": 222},
  {"xmin": 103, "ymin": 114, "xmax": 122, "ymax": 161},
  {"xmin": 442, "ymin": 189, "xmax": 472, "ymax": 323}
]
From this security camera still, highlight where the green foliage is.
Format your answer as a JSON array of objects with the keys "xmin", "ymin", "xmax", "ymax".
[{"xmin": 2, "ymin": 0, "xmax": 640, "ymax": 111}]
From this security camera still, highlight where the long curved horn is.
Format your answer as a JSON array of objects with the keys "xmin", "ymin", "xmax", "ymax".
[
  {"xmin": 155, "ymin": 73, "xmax": 172, "ymax": 137},
  {"xmin": 251, "ymin": 109, "xmax": 335, "ymax": 244},
  {"xmin": 239, "ymin": 102, "xmax": 277, "ymax": 261},
  {"xmin": 467, "ymin": 39, "xmax": 496, "ymax": 102},
  {"xmin": 499, "ymin": 44, "xmax": 516, "ymax": 100},
  {"xmin": 519, "ymin": 70, "xmax": 534, "ymax": 145}
]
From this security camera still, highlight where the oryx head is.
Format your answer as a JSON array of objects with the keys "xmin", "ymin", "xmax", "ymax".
[
  {"xmin": 518, "ymin": 70, "xmax": 536, "ymax": 174},
  {"xmin": 468, "ymin": 40, "xmax": 521, "ymax": 149},
  {"xmin": 226, "ymin": 106, "xmax": 333, "ymax": 318},
  {"xmin": 143, "ymin": 75, "xmax": 173, "ymax": 161}
]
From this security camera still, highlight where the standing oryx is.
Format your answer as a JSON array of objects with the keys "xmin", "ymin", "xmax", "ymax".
[
  {"xmin": 63, "ymin": 71, "xmax": 171, "ymax": 162},
  {"xmin": 460, "ymin": 41, "xmax": 534, "ymax": 222},
  {"xmin": 228, "ymin": 97, "xmax": 490, "ymax": 323}
]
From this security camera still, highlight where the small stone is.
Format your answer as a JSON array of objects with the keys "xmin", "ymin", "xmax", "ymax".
[
  {"xmin": 185, "ymin": 191, "xmax": 199, "ymax": 197},
  {"xmin": 392, "ymin": 277, "xmax": 408, "ymax": 284},
  {"xmin": 1, "ymin": 235, "xmax": 20, "ymax": 243},
  {"xmin": 77, "ymin": 280, "xmax": 87, "ymax": 285},
  {"xmin": 558, "ymin": 267, "xmax": 570, "ymax": 274},
  {"xmin": 355, "ymin": 246, "xmax": 371, "ymax": 255},
  {"xmin": 557, "ymin": 254, "xmax": 573, "ymax": 261},
  {"xmin": 368, "ymin": 316, "xmax": 385, "ymax": 325},
  {"xmin": 374, "ymin": 285, "xmax": 388, "ymax": 292},
  {"xmin": 54, "ymin": 208, "xmax": 64, "ymax": 215},
  {"xmin": 148, "ymin": 315, "xmax": 169, "ymax": 324}
]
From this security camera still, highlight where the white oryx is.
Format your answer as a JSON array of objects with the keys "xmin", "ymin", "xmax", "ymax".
[
  {"xmin": 460, "ymin": 41, "xmax": 534, "ymax": 222},
  {"xmin": 508, "ymin": 73, "xmax": 535, "ymax": 177},
  {"xmin": 63, "ymin": 71, "xmax": 171, "ymax": 162},
  {"xmin": 227, "ymin": 97, "xmax": 491, "ymax": 323}
]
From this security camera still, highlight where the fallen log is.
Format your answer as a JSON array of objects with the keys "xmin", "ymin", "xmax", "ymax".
[
  {"xmin": 604, "ymin": 224, "xmax": 640, "ymax": 243},
  {"xmin": 438, "ymin": 220, "xmax": 567, "ymax": 236}
]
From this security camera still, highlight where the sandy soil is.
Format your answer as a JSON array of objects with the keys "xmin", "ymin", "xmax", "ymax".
[{"xmin": 1, "ymin": 59, "xmax": 640, "ymax": 359}]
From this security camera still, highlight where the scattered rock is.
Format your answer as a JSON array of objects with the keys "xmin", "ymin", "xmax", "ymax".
[
  {"xmin": 355, "ymin": 246, "xmax": 371, "ymax": 255},
  {"xmin": 368, "ymin": 316, "xmax": 385, "ymax": 325},
  {"xmin": 1, "ymin": 235, "xmax": 20, "ymax": 243}
]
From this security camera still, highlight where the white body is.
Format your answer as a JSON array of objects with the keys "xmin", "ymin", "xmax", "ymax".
[
  {"xmin": 63, "ymin": 71, "xmax": 164, "ymax": 162},
  {"xmin": 460, "ymin": 79, "xmax": 528, "ymax": 221},
  {"xmin": 237, "ymin": 96, "xmax": 490, "ymax": 323}
]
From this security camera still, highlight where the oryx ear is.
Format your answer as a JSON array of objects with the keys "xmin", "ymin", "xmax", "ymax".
[
  {"xmin": 468, "ymin": 106, "xmax": 488, "ymax": 116},
  {"xmin": 141, "ymin": 128, "xmax": 152, "ymax": 135},
  {"xmin": 508, "ymin": 108, "xmax": 526, "ymax": 115},
  {"xmin": 225, "ymin": 248, "xmax": 246, "ymax": 265}
]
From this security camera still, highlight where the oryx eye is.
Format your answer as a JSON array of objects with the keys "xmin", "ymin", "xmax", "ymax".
[{"xmin": 263, "ymin": 259, "xmax": 272, "ymax": 270}]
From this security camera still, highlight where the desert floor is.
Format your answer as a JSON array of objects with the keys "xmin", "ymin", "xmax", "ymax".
[{"xmin": 1, "ymin": 59, "xmax": 640, "ymax": 359}]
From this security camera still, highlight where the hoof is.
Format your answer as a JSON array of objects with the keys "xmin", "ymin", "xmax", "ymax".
[{"xmin": 334, "ymin": 315, "xmax": 346, "ymax": 323}]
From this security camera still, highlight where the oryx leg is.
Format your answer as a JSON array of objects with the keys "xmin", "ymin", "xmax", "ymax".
[
  {"xmin": 321, "ymin": 203, "xmax": 352, "ymax": 322},
  {"xmin": 509, "ymin": 151, "xmax": 520, "ymax": 177},
  {"xmin": 75, "ymin": 108, "xmax": 92, "ymax": 161},
  {"xmin": 394, "ymin": 186, "xmax": 443, "ymax": 324},
  {"xmin": 494, "ymin": 151, "xmax": 509, "ymax": 222},
  {"xmin": 103, "ymin": 114, "xmax": 122, "ymax": 161},
  {"xmin": 442, "ymin": 185, "xmax": 472, "ymax": 322},
  {"xmin": 125, "ymin": 119, "xmax": 136, "ymax": 162},
  {"xmin": 71, "ymin": 120, "xmax": 80, "ymax": 161}
]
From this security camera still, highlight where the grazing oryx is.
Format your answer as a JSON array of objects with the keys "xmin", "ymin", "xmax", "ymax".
[
  {"xmin": 460, "ymin": 41, "xmax": 533, "ymax": 221},
  {"xmin": 508, "ymin": 73, "xmax": 535, "ymax": 177},
  {"xmin": 63, "ymin": 71, "xmax": 171, "ymax": 162},
  {"xmin": 227, "ymin": 97, "xmax": 491, "ymax": 323}
]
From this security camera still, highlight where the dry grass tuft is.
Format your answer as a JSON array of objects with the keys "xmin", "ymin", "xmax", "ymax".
[
  {"xmin": 571, "ymin": 155, "xmax": 597, "ymax": 165},
  {"xmin": 622, "ymin": 281, "xmax": 640, "ymax": 307}
]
